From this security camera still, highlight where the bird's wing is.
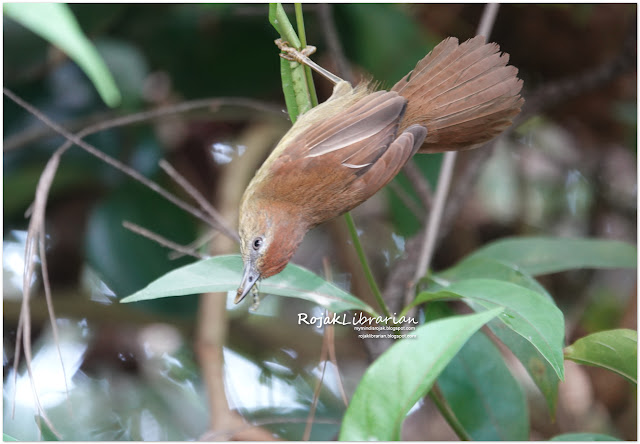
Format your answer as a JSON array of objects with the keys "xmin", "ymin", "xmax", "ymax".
[
  {"xmin": 303, "ymin": 90, "xmax": 406, "ymax": 162},
  {"xmin": 269, "ymin": 90, "xmax": 407, "ymax": 176}
]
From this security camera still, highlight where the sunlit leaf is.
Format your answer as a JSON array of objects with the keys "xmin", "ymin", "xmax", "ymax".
[
  {"xmin": 4, "ymin": 3, "xmax": 121, "ymax": 107},
  {"xmin": 339, "ymin": 308, "xmax": 503, "ymax": 441},
  {"xmin": 467, "ymin": 237, "xmax": 637, "ymax": 275},
  {"xmin": 121, "ymin": 255, "xmax": 376, "ymax": 315},
  {"xmin": 564, "ymin": 329, "xmax": 637, "ymax": 384},
  {"xmin": 414, "ymin": 279, "xmax": 565, "ymax": 380},
  {"xmin": 3, "ymin": 434, "xmax": 19, "ymax": 442}
]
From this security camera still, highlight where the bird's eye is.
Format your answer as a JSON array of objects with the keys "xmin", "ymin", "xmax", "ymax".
[{"xmin": 252, "ymin": 237, "xmax": 263, "ymax": 251}]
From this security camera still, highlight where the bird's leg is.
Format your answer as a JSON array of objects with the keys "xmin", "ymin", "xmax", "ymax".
[{"xmin": 275, "ymin": 38, "xmax": 344, "ymax": 85}]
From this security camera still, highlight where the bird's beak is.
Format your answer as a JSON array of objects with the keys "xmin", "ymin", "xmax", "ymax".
[{"xmin": 235, "ymin": 259, "xmax": 260, "ymax": 304}]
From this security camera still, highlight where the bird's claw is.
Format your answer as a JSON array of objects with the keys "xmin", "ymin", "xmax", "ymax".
[{"xmin": 275, "ymin": 38, "xmax": 317, "ymax": 63}]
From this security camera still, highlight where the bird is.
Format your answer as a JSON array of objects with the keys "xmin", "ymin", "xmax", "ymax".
[{"xmin": 235, "ymin": 35, "xmax": 524, "ymax": 304}]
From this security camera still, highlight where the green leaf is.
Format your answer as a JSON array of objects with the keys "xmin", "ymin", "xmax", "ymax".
[
  {"xmin": 3, "ymin": 433, "xmax": 19, "ymax": 441},
  {"xmin": 121, "ymin": 254, "xmax": 376, "ymax": 315},
  {"xmin": 415, "ymin": 279, "xmax": 565, "ymax": 380},
  {"xmin": 564, "ymin": 329, "xmax": 637, "ymax": 384},
  {"xmin": 439, "ymin": 256, "xmax": 553, "ymax": 301},
  {"xmin": 35, "ymin": 416, "xmax": 59, "ymax": 441},
  {"xmin": 551, "ymin": 433, "xmax": 620, "ymax": 441},
  {"xmin": 467, "ymin": 237, "xmax": 637, "ymax": 276},
  {"xmin": 489, "ymin": 321, "xmax": 560, "ymax": 416},
  {"xmin": 438, "ymin": 330, "xmax": 529, "ymax": 440},
  {"xmin": 339, "ymin": 308, "xmax": 503, "ymax": 441},
  {"xmin": 268, "ymin": 3, "xmax": 301, "ymax": 48},
  {"xmin": 268, "ymin": 2, "xmax": 311, "ymax": 122},
  {"xmin": 4, "ymin": 3, "xmax": 121, "ymax": 107},
  {"xmin": 437, "ymin": 257, "xmax": 560, "ymax": 415}
]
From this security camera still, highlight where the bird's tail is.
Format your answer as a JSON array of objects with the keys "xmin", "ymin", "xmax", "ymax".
[{"xmin": 392, "ymin": 36, "xmax": 524, "ymax": 153}]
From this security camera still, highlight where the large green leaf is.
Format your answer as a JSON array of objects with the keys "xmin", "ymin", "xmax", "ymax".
[
  {"xmin": 414, "ymin": 279, "xmax": 565, "ymax": 380},
  {"xmin": 467, "ymin": 237, "xmax": 637, "ymax": 276},
  {"xmin": 438, "ymin": 330, "xmax": 529, "ymax": 440},
  {"xmin": 564, "ymin": 329, "xmax": 637, "ymax": 384},
  {"xmin": 4, "ymin": 3, "xmax": 121, "ymax": 107},
  {"xmin": 339, "ymin": 308, "xmax": 503, "ymax": 441},
  {"xmin": 437, "ymin": 257, "xmax": 560, "ymax": 415},
  {"xmin": 439, "ymin": 256, "xmax": 553, "ymax": 301},
  {"xmin": 121, "ymin": 255, "xmax": 376, "ymax": 315},
  {"xmin": 551, "ymin": 433, "xmax": 620, "ymax": 441}
]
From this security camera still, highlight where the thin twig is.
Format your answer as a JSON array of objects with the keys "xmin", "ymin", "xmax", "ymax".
[
  {"xmin": 4, "ymin": 97, "xmax": 284, "ymax": 153},
  {"xmin": 326, "ymin": 314, "xmax": 349, "ymax": 407},
  {"xmin": 122, "ymin": 221, "xmax": 205, "ymax": 260},
  {"xmin": 410, "ymin": 152, "xmax": 457, "ymax": 289},
  {"xmin": 344, "ymin": 212, "xmax": 389, "ymax": 318},
  {"xmin": 168, "ymin": 230, "xmax": 218, "ymax": 260},
  {"xmin": 439, "ymin": 140, "xmax": 497, "ymax": 241},
  {"xmin": 303, "ymin": 315, "xmax": 330, "ymax": 441},
  {"xmin": 12, "ymin": 147, "xmax": 64, "ymax": 428},
  {"xmin": 402, "ymin": 160, "xmax": 433, "ymax": 209},
  {"xmin": 318, "ymin": 3, "xmax": 354, "ymax": 83},
  {"xmin": 3, "ymin": 88, "xmax": 237, "ymax": 239},
  {"xmin": 39, "ymin": 230, "xmax": 71, "ymax": 413},
  {"xmin": 387, "ymin": 181, "xmax": 424, "ymax": 221},
  {"xmin": 158, "ymin": 160, "xmax": 239, "ymax": 243},
  {"xmin": 428, "ymin": 385, "xmax": 472, "ymax": 441},
  {"xmin": 5, "ymin": 90, "xmax": 277, "ymax": 429},
  {"xmin": 4, "ymin": 111, "xmax": 111, "ymax": 152}
]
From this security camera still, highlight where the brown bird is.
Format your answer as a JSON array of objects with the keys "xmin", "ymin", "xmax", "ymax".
[{"xmin": 236, "ymin": 36, "xmax": 523, "ymax": 303}]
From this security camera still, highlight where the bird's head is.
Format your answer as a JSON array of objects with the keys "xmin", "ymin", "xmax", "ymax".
[{"xmin": 235, "ymin": 199, "xmax": 308, "ymax": 304}]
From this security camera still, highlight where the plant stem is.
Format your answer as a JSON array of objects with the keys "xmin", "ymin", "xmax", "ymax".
[
  {"xmin": 344, "ymin": 212, "xmax": 392, "ymax": 318},
  {"xmin": 428, "ymin": 384, "xmax": 471, "ymax": 441},
  {"xmin": 294, "ymin": 3, "xmax": 319, "ymax": 107}
]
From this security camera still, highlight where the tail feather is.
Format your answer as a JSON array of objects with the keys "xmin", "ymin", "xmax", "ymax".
[{"xmin": 392, "ymin": 36, "xmax": 524, "ymax": 153}]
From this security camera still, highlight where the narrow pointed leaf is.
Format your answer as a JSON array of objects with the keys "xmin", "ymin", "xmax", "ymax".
[
  {"xmin": 564, "ymin": 329, "xmax": 637, "ymax": 384},
  {"xmin": 467, "ymin": 237, "xmax": 637, "ymax": 276},
  {"xmin": 339, "ymin": 308, "xmax": 503, "ymax": 441},
  {"xmin": 4, "ymin": 3, "xmax": 121, "ymax": 107},
  {"xmin": 269, "ymin": 2, "xmax": 311, "ymax": 122},
  {"xmin": 416, "ymin": 279, "xmax": 565, "ymax": 380},
  {"xmin": 120, "ymin": 255, "xmax": 376, "ymax": 315}
]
